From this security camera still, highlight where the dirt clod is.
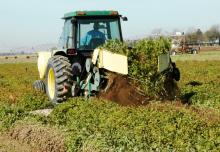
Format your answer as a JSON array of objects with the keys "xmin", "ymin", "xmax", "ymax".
[
  {"xmin": 8, "ymin": 123, "xmax": 66, "ymax": 152},
  {"xmin": 98, "ymin": 73, "xmax": 150, "ymax": 106},
  {"xmin": 30, "ymin": 109, "xmax": 53, "ymax": 117}
]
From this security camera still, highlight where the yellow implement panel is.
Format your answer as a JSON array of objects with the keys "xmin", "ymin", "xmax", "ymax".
[
  {"xmin": 158, "ymin": 53, "xmax": 170, "ymax": 73},
  {"xmin": 92, "ymin": 49, "xmax": 128, "ymax": 75}
]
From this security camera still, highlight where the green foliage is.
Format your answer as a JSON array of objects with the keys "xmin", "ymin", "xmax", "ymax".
[
  {"xmin": 0, "ymin": 63, "xmax": 38, "ymax": 103},
  {"xmin": 177, "ymin": 60, "xmax": 220, "ymax": 109},
  {"xmin": 0, "ymin": 63, "xmax": 52, "ymax": 130},
  {"xmin": 98, "ymin": 39, "xmax": 128, "ymax": 55},
  {"xmin": 128, "ymin": 38, "xmax": 173, "ymax": 98},
  {"xmin": 49, "ymin": 98, "xmax": 220, "ymax": 151},
  {"xmin": 17, "ymin": 92, "xmax": 52, "ymax": 111},
  {"xmin": 0, "ymin": 92, "xmax": 51, "ymax": 131},
  {"xmin": 0, "ymin": 103, "xmax": 26, "ymax": 131}
]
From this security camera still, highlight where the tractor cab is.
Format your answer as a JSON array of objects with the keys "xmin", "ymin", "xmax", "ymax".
[{"xmin": 58, "ymin": 11, "xmax": 127, "ymax": 56}]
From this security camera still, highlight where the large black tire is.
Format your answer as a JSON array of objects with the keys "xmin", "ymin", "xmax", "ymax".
[
  {"xmin": 191, "ymin": 49, "xmax": 198, "ymax": 54},
  {"xmin": 45, "ymin": 55, "xmax": 73, "ymax": 104},
  {"xmin": 171, "ymin": 62, "xmax": 180, "ymax": 81},
  {"xmin": 173, "ymin": 67, "xmax": 180, "ymax": 81},
  {"xmin": 33, "ymin": 80, "xmax": 46, "ymax": 93},
  {"xmin": 171, "ymin": 50, "xmax": 176, "ymax": 56}
]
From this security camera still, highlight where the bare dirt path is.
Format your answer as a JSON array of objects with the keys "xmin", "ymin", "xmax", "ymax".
[
  {"xmin": 0, "ymin": 123, "xmax": 66, "ymax": 152},
  {"xmin": 0, "ymin": 134, "xmax": 37, "ymax": 152}
]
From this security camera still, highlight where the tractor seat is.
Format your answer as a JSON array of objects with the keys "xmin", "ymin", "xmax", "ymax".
[{"xmin": 89, "ymin": 38, "xmax": 105, "ymax": 50}]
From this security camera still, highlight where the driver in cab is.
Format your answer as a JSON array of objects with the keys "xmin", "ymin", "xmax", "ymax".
[{"xmin": 81, "ymin": 23, "xmax": 106, "ymax": 47}]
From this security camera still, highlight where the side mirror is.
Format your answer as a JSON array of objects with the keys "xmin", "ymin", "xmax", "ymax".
[{"xmin": 122, "ymin": 16, "xmax": 128, "ymax": 21}]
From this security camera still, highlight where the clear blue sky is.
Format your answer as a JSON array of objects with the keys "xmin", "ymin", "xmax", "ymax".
[{"xmin": 0, "ymin": 0, "xmax": 219, "ymax": 51}]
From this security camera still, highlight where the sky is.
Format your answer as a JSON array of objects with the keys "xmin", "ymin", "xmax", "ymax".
[{"xmin": 0, "ymin": 0, "xmax": 219, "ymax": 51}]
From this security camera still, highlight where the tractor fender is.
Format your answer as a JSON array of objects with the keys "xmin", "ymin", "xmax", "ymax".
[
  {"xmin": 37, "ymin": 51, "xmax": 52, "ymax": 79},
  {"xmin": 52, "ymin": 49, "xmax": 67, "ymax": 56}
]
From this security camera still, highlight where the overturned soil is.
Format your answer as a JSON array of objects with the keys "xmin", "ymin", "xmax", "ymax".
[
  {"xmin": 98, "ymin": 73, "xmax": 150, "ymax": 106},
  {"xmin": 2, "ymin": 123, "xmax": 67, "ymax": 152},
  {"xmin": 0, "ymin": 134, "xmax": 36, "ymax": 152}
]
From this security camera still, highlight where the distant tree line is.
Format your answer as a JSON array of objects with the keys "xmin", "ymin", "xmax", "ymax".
[
  {"xmin": 185, "ymin": 25, "xmax": 220, "ymax": 45},
  {"xmin": 0, "ymin": 51, "xmax": 35, "ymax": 56}
]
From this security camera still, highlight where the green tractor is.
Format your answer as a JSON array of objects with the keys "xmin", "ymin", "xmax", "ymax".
[{"xmin": 33, "ymin": 10, "xmax": 180, "ymax": 104}]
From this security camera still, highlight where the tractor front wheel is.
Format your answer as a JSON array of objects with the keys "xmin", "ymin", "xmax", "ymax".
[
  {"xmin": 33, "ymin": 80, "xmax": 46, "ymax": 93},
  {"xmin": 45, "ymin": 55, "xmax": 73, "ymax": 104}
]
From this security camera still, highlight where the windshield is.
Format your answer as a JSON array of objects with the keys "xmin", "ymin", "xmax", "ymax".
[
  {"xmin": 58, "ymin": 19, "xmax": 73, "ymax": 49},
  {"xmin": 77, "ymin": 18, "xmax": 122, "ymax": 50}
]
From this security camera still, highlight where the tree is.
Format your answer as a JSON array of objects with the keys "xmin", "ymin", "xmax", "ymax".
[
  {"xmin": 204, "ymin": 25, "xmax": 220, "ymax": 42},
  {"xmin": 196, "ymin": 29, "xmax": 203, "ymax": 43},
  {"xmin": 151, "ymin": 28, "xmax": 163, "ymax": 36},
  {"xmin": 185, "ymin": 28, "xmax": 204, "ymax": 44}
]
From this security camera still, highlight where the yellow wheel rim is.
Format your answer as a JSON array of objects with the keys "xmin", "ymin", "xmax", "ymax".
[{"xmin": 48, "ymin": 68, "xmax": 55, "ymax": 99}]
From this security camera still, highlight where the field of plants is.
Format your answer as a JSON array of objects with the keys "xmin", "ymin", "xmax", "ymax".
[
  {"xmin": 0, "ymin": 46, "xmax": 220, "ymax": 151},
  {"xmin": 0, "ymin": 55, "xmax": 37, "ymax": 64}
]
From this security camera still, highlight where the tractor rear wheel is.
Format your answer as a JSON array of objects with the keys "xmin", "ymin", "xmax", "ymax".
[{"xmin": 45, "ymin": 55, "xmax": 73, "ymax": 104}]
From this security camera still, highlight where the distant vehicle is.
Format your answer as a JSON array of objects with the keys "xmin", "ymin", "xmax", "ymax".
[
  {"xmin": 170, "ymin": 33, "xmax": 199, "ymax": 55},
  {"xmin": 171, "ymin": 43, "xmax": 199, "ymax": 55}
]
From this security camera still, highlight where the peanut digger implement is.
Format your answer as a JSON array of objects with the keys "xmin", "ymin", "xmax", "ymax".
[{"xmin": 33, "ymin": 11, "xmax": 180, "ymax": 104}]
